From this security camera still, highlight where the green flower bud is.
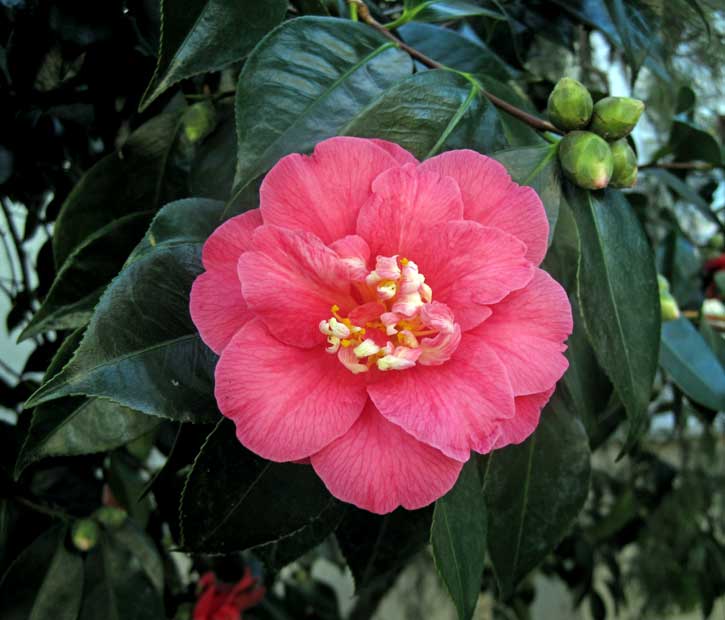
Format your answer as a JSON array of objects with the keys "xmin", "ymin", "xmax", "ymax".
[
  {"xmin": 558, "ymin": 131, "xmax": 614, "ymax": 190},
  {"xmin": 547, "ymin": 77, "xmax": 594, "ymax": 131},
  {"xmin": 94, "ymin": 506, "xmax": 127, "ymax": 529},
  {"xmin": 182, "ymin": 101, "xmax": 216, "ymax": 144},
  {"xmin": 72, "ymin": 519, "xmax": 100, "ymax": 552},
  {"xmin": 660, "ymin": 292, "xmax": 680, "ymax": 322},
  {"xmin": 657, "ymin": 274, "xmax": 670, "ymax": 293},
  {"xmin": 589, "ymin": 96, "xmax": 645, "ymax": 140},
  {"xmin": 609, "ymin": 139, "xmax": 638, "ymax": 188}
]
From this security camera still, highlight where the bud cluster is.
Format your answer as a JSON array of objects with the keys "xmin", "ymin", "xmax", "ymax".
[{"xmin": 547, "ymin": 78, "xmax": 644, "ymax": 191}]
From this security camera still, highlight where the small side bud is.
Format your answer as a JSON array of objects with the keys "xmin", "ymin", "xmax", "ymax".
[
  {"xmin": 609, "ymin": 139, "xmax": 638, "ymax": 188},
  {"xmin": 72, "ymin": 519, "xmax": 100, "ymax": 552},
  {"xmin": 660, "ymin": 293, "xmax": 680, "ymax": 322},
  {"xmin": 547, "ymin": 77, "xmax": 594, "ymax": 131},
  {"xmin": 590, "ymin": 96, "xmax": 645, "ymax": 140},
  {"xmin": 657, "ymin": 274, "xmax": 670, "ymax": 294},
  {"xmin": 558, "ymin": 131, "xmax": 614, "ymax": 190},
  {"xmin": 94, "ymin": 506, "xmax": 127, "ymax": 529}
]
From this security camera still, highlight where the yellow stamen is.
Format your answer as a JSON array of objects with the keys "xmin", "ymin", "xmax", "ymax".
[{"xmin": 400, "ymin": 257, "xmax": 410, "ymax": 266}]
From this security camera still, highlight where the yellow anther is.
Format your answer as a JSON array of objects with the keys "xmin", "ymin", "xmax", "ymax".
[
  {"xmin": 331, "ymin": 304, "xmax": 340, "ymax": 313},
  {"xmin": 342, "ymin": 318, "xmax": 352, "ymax": 327},
  {"xmin": 341, "ymin": 339, "xmax": 352, "ymax": 347},
  {"xmin": 400, "ymin": 257, "xmax": 410, "ymax": 266}
]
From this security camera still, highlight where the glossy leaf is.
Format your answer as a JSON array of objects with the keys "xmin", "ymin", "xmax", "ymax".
[
  {"xmin": 431, "ymin": 459, "xmax": 487, "ymax": 620},
  {"xmin": 336, "ymin": 506, "xmax": 432, "ymax": 593},
  {"xmin": 79, "ymin": 531, "xmax": 164, "ymax": 620},
  {"xmin": 398, "ymin": 22, "xmax": 515, "ymax": 81},
  {"xmin": 180, "ymin": 420, "xmax": 335, "ymax": 553},
  {"xmin": 25, "ymin": 199, "xmax": 225, "ymax": 423},
  {"xmin": 0, "ymin": 525, "xmax": 83, "ymax": 620},
  {"xmin": 660, "ymin": 317, "xmax": 725, "ymax": 411},
  {"xmin": 140, "ymin": 0, "xmax": 287, "ymax": 110},
  {"xmin": 232, "ymin": 17, "xmax": 413, "ymax": 206},
  {"xmin": 344, "ymin": 70, "xmax": 508, "ymax": 159},
  {"xmin": 566, "ymin": 186, "xmax": 661, "ymax": 447},
  {"xmin": 669, "ymin": 120, "xmax": 722, "ymax": 165},
  {"xmin": 19, "ymin": 211, "xmax": 153, "ymax": 341},
  {"xmin": 405, "ymin": 0, "xmax": 505, "ymax": 23},
  {"xmin": 53, "ymin": 111, "xmax": 193, "ymax": 267},
  {"xmin": 492, "ymin": 143, "xmax": 561, "ymax": 241},
  {"xmin": 16, "ymin": 329, "xmax": 158, "ymax": 477},
  {"xmin": 483, "ymin": 404, "xmax": 591, "ymax": 598},
  {"xmin": 189, "ymin": 103, "xmax": 236, "ymax": 201}
]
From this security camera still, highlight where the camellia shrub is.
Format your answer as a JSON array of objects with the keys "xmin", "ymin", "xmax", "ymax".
[{"xmin": 1, "ymin": 1, "xmax": 724, "ymax": 619}]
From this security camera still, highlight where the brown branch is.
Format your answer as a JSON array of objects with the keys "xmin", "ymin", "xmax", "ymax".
[
  {"xmin": 348, "ymin": 0, "xmax": 561, "ymax": 135},
  {"xmin": 640, "ymin": 161, "xmax": 715, "ymax": 171}
]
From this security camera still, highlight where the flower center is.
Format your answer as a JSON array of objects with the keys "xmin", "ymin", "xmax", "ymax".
[{"xmin": 319, "ymin": 256, "xmax": 461, "ymax": 374}]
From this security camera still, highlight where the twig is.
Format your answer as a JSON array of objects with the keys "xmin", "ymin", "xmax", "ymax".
[
  {"xmin": 640, "ymin": 161, "xmax": 714, "ymax": 171},
  {"xmin": 0, "ymin": 198, "xmax": 34, "ymax": 303},
  {"xmin": 348, "ymin": 0, "xmax": 561, "ymax": 135}
]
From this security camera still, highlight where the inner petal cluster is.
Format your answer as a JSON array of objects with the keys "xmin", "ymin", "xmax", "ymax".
[{"xmin": 319, "ymin": 255, "xmax": 461, "ymax": 374}]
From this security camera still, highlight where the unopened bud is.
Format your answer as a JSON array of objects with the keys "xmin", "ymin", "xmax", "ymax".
[
  {"xmin": 547, "ymin": 77, "xmax": 594, "ymax": 131},
  {"xmin": 590, "ymin": 96, "xmax": 645, "ymax": 140},
  {"xmin": 182, "ymin": 101, "xmax": 216, "ymax": 144},
  {"xmin": 558, "ymin": 131, "xmax": 613, "ymax": 190},
  {"xmin": 94, "ymin": 506, "xmax": 127, "ymax": 529},
  {"xmin": 660, "ymin": 293, "xmax": 680, "ymax": 322},
  {"xmin": 609, "ymin": 139, "xmax": 638, "ymax": 188},
  {"xmin": 657, "ymin": 275, "xmax": 670, "ymax": 294},
  {"xmin": 72, "ymin": 519, "xmax": 100, "ymax": 551}
]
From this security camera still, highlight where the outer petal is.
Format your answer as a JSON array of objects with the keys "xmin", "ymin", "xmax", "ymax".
[
  {"xmin": 369, "ymin": 139, "xmax": 419, "ymax": 165},
  {"xmin": 311, "ymin": 400, "xmax": 463, "ymax": 514},
  {"xmin": 493, "ymin": 388, "xmax": 554, "ymax": 449},
  {"xmin": 215, "ymin": 319, "xmax": 367, "ymax": 462},
  {"xmin": 259, "ymin": 137, "xmax": 401, "ymax": 244},
  {"xmin": 419, "ymin": 150, "xmax": 549, "ymax": 265},
  {"xmin": 368, "ymin": 335, "xmax": 515, "ymax": 461},
  {"xmin": 238, "ymin": 226, "xmax": 357, "ymax": 348},
  {"xmin": 411, "ymin": 220, "xmax": 534, "ymax": 331},
  {"xmin": 356, "ymin": 164, "xmax": 464, "ymax": 257},
  {"xmin": 472, "ymin": 269, "xmax": 572, "ymax": 395},
  {"xmin": 190, "ymin": 209, "xmax": 262, "ymax": 354}
]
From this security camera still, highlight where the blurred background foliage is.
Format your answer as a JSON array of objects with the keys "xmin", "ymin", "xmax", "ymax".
[{"xmin": 0, "ymin": 1, "xmax": 724, "ymax": 619}]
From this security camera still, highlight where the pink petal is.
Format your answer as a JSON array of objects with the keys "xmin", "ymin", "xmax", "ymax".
[
  {"xmin": 369, "ymin": 139, "xmax": 419, "ymax": 166},
  {"xmin": 368, "ymin": 335, "xmax": 515, "ymax": 461},
  {"xmin": 356, "ymin": 164, "xmax": 464, "ymax": 258},
  {"xmin": 472, "ymin": 269, "xmax": 572, "ymax": 395},
  {"xmin": 419, "ymin": 150, "xmax": 549, "ymax": 265},
  {"xmin": 238, "ymin": 226, "xmax": 357, "ymax": 348},
  {"xmin": 311, "ymin": 400, "xmax": 463, "ymax": 514},
  {"xmin": 259, "ymin": 137, "xmax": 401, "ymax": 245},
  {"xmin": 330, "ymin": 234, "xmax": 370, "ymax": 281},
  {"xmin": 215, "ymin": 319, "xmax": 367, "ymax": 462},
  {"xmin": 493, "ymin": 388, "xmax": 554, "ymax": 449},
  {"xmin": 190, "ymin": 210, "xmax": 262, "ymax": 354},
  {"xmin": 411, "ymin": 221, "xmax": 534, "ymax": 331}
]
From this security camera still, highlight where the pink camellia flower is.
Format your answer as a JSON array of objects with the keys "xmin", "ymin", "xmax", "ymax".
[{"xmin": 190, "ymin": 137, "xmax": 572, "ymax": 514}]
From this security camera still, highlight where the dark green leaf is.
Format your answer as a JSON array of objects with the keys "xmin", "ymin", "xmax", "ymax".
[
  {"xmin": 19, "ymin": 212, "xmax": 153, "ymax": 341},
  {"xmin": 406, "ymin": 0, "xmax": 505, "ymax": 23},
  {"xmin": 492, "ymin": 143, "xmax": 561, "ymax": 241},
  {"xmin": 344, "ymin": 70, "xmax": 507, "ymax": 159},
  {"xmin": 660, "ymin": 317, "xmax": 725, "ymax": 411},
  {"xmin": 0, "ymin": 525, "xmax": 83, "ymax": 620},
  {"xmin": 180, "ymin": 420, "xmax": 335, "ymax": 553},
  {"xmin": 482, "ymin": 404, "xmax": 591, "ymax": 598},
  {"xmin": 566, "ymin": 186, "xmax": 660, "ymax": 447},
  {"xmin": 398, "ymin": 22, "xmax": 515, "ymax": 81},
  {"xmin": 232, "ymin": 16, "xmax": 413, "ymax": 206},
  {"xmin": 16, "ymin": 329, "xmax": 159, "ymax": 477},
  {"xmin": 189, "ymin": 102, "xmax": 236, "ymax": 201},
  {"xmin": 107, "ymin": 518, "xmax": 164, "ymax": 593},
  {"xmin": 254, "ymin": 500, "xmax": 347, "ymax": 571},
  {"xmin": 25, "ymin": 199, "xmax": 225, "ymax": 423},
  {"xmin": 53, "ymin": 111, "xmax": 194, "ymax": 267},
  {"xmin": 431, "ymin": 460, "xmax": 486, "ymax": 620},
  {"xmin": 669, "ymin": 120, "xmax": 721, "ymax": 165},
  {"xmin": 336, "ymin": 506, "xmax": 432, "ymax": 593},
  {"xmin": 108, "ymin": 453, "xmax": 153, "ymax": 528},
  {"xmin": 140, "ymin": 0, "xmax": 287, "ymax": 110},
  {"xmin": 700, "ymin": 318, "xmax": 725, "ymax": 367},
  {"xmin": 79, "ymin": 531, "xmax": 164, "ymax": 620}
]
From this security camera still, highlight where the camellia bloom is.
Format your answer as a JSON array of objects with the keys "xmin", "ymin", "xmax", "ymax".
[
  {"xmin": 193, "ymin": 570, "xmax": 264, "ymax": 620},
  {"xmin": 190, "ymin": 137, "xmax": 572, "ymax": 514}
]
